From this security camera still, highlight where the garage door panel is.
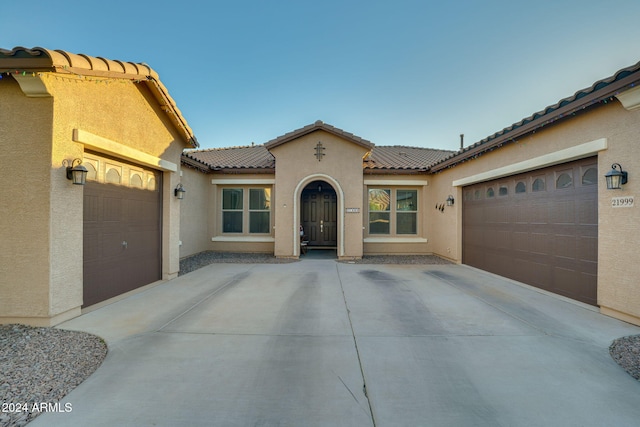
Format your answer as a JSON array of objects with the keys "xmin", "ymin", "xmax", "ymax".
[
  {"xmin": 463, "ymin": 157, "xmax": 597, "ymax": 305},
  {"xmin": 578, "ymin": 199, "xmax": 598, "ymax": 224},
  {"xmin": 513, "ymin": 232, "xmax": 530, "ymax": 252},
  {"xmin": 554, "ymin": 234, "xmax": 577, "ymax": 259},
  {"xmin": 101, "ymin": 232, "xmax": 125, "ymax": 258},
  {"xmin": 529, "ymin": 232, "xmax": 551, "ymax": 255},
  {"xmin": 551, "ymin": 199, "xmax": 576, "ymax": 224},
  {"xmin": 103, "ymin": 196, "xmax": 122, "ymax": 222},
  {"xmin": 578, "ymin": 236, "xmax": 597, "ymax": 262},
  {"xmin": 83, "ymin": 155, "xmax": 162, "ymax": 308}
]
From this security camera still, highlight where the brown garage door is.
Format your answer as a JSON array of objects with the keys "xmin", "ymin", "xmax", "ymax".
[
  {"xmin": 83, "ymin": 155, "xmax": 162, "ymax": 307},
  {"xmin": 463, "ymin": 157, "xmax": 598, "ymax": 305}
]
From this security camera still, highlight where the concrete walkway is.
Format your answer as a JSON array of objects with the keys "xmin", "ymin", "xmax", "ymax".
[{"xmin": 31, "ymin": 260, "xmax": 640, "ymax": 426}]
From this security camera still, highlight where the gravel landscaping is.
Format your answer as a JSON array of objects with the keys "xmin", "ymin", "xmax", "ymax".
[
  {"xmin": 0, "ymin": 324, "xmax": 107, "ymax": 427},
  {"xmin": 2, "ymin": 253, "xmax": 639, "ymax": 427},
  {"xmin": 610, "ymin": 335, "xmax": 640, "ymax": 380},
  {"xmin": 179, "ymin": 251, "xmax": 297, "ymax": 276}
]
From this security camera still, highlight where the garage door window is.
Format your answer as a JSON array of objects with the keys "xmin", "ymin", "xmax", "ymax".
[
  {"xmin": 582, "ymin": 168, "xmax": 598, "ymax": 185},
  {"xmin": 556, "ymin": 172, "xmax": 573, "ymax": 189},
  {"xmin": 532, "ymin": 178, "xmax": 545, "ymax": 192},
  {"xmin": 515, "ymin": 182, "xmax": 526, "ymax": 193},
  {"xmin": 487, "ymin": 187, "xmax": 495, "ymax": 198}
]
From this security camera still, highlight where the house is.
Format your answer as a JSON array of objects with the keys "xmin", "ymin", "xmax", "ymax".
[
  {"xmin": 0, "ymin": 47, "xmax": 197, "ymax": 326},
  {"xmin": 180, "ymin": 62, "xmax": 640, "ymax": 327},
  {"xmin": 2, "ymin": 46, "xmax": 640, "ymax": 328}
]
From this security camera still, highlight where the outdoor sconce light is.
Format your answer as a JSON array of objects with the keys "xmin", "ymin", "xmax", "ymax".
[
  {"xmin": 174, "ymin": 183, "xmax": 186, "ymax": 199},
  {"xmin": 605, "ymin": 163, "xmax": 628, "ymax": 190},
  {"xmin": 446, "ymin": 195, "xmax": 455, "ymax": 206},
  {"xmin": 63, "ymin": 158, "xmax": 88, "ymax": 185}
]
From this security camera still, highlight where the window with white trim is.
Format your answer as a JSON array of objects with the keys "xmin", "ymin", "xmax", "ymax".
[
  {"xmin": 368, "ymin": 188, "xmax": 418, "ymax": 235},
  {"xmin": 222, "ymin": 187, "xmax": 272, "ymax": 234}
]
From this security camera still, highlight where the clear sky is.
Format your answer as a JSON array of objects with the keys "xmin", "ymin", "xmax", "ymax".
[{"xmin": 3, "ymin": 0, "xmax": 640, "ymax": 151}]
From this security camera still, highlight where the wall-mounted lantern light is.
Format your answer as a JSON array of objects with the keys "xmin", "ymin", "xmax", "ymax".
[
  {"xmin": 63, "ymin": 158, "xmax": 88, "ymax": 185},
  {"xmin": 604, "ymin": 163, "xmax": 628, "ymax": 190},
  {"xmin": 446, "ymin": 195, "xmax": 455, "ymax": 206},
  {"xmin": 174, "ymin": 183, "xmax": 186, "ymax": 199}
]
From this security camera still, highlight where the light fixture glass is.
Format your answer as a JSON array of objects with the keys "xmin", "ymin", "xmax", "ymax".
[
  {"xmin": 446, "ymin": 195, "xmax": 455, "ymax": 206},
  {"xmin": 605, "ymin": 163, "xmax": 628, "ymax": 190},
  {"xmin": 64, "ymin": 158, "xmax": 88, "ymax": 185},
  {"xmin": 174, "ymin": 183, "xmax": 186, "ymax": 199}
]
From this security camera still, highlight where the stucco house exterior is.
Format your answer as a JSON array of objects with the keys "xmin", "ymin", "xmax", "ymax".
[
  {"xmin": 0, "ymin": 47, "xmax": 197, "ymax": 326},
  {"xmin": 180, "ymin": 61, "xmax": 640, "ymax": 327},
  {"xmin": 2, "ymin": 46, "xmax": 640, "ymax": 328}
]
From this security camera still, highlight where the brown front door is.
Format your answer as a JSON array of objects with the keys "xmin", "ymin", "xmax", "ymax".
[
  {"xmin": 301, "ymin": 182, "xmax": 337, "ymax": 247},
  {"xmin": 462, "ymin": 157, "xmax": 598, "ymax": 305},
  {"xmin": 83, "ymin": 174, "xmax": 162, "ymax": 307}
]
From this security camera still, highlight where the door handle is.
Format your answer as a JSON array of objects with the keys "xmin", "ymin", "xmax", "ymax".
[
  {"xmin": 122, "ymin": 240, "xmax": 128, "ymax": 249},
  {"xmin": 320, "ymin": 220, "xmax": 324, "ymax": 233}
]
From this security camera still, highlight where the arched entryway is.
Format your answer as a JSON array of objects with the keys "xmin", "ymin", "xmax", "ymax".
[{"xmin": 300, "ymin": 180, "xmax": 337, "ymax": 248}]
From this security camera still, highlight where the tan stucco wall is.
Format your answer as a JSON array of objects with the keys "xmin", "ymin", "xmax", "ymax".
[
  {"xmin": 0, "ymin": 78, "xmax": 55, "ymax": 325},
  {"xmin": 1, "ymin": 72, "xmax": 188, "ymax": 326},
  {"xmin": 595, "ymin": 103, "xmax": 640, "ymax": 326},
  {"xmin": 269, "ymin": 131, "xmax": 369, "ymax": 258},
  {"xmin": 431, "ymin": 99, "xmax": 640, "ymax": 325},
  {"xmin": 180, "ymin": 166, "xmax": 213, "ymax": 258}
]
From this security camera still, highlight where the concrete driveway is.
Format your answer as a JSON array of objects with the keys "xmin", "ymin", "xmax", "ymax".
[{"xmin": 31, "ymin": 259, "xmax": 640, "ymax": 426}]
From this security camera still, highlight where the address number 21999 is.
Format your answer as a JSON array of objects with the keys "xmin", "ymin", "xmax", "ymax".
[{"xmin": 611, "ymin": 196, "xmax": 634, "ymax": 208}]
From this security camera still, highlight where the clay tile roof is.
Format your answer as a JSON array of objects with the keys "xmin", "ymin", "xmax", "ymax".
[
  {"xmin": 0, "ymin": 46, "xmax": 197, "ymax": 147},
  {"xmin": 183, "ymin": 145, "xmax": 275, "ymax": 170},
  {"xmin": 183, "ymin": 142, "xmax": 454, "ymax": 172},
  {"xmin": 365, "ymin": 146, "xmax": 455, "ymax": 171},
  {"xmin": 431, "ymin": 58, "xmax": 640, "ymax": 172}
]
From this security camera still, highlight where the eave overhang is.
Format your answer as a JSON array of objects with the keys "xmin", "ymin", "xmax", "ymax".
[
  {"xmin": 0, "ymin": 46, "xmax": 198, "ymax": 148},
  {"xmin": 430, "ymin": 60, "xmax": 640, "ymax": 173}
]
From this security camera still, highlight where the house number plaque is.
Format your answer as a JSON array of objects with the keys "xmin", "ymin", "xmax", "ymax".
[
  {"xmin": 611, "ymin": 196, "xmax": 634, "ymax": 208},
  {"xmin": 345, "ymin": 208, "xmax": 360, "ymax": 213}
]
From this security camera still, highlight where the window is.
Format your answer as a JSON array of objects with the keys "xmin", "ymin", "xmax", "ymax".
[
  {"xmin": 532, "ymin": 178, "xmax": 545, "ymax": 192},
  {"xmin": 582, "ymin": 168, "xmax": 598, "ymax": 185},
  {"xmin": 556, "ymin": 172, "xmax": 573, "ymax": 189},
  {"xmin": 396, "ymin": 190, "xmax": 417, "ymax": 234},
  {"xmin": 499, "ymin": 185, "xmax": 508, "ymax": 196},
  {"xmin": 368, "ymin": 189, "xmax": 390, "ymax": 234},
  {"xmin": 368, "ymin": 188, "xmax": 418, "ymax": 235},
  {"xmin": 486, "ymin": 187, "xmax": 495, "ymax": 198},
  {"xmin": 222, "ymin": 187, "xmax": 272, "ymax": 234},
  {"xmin": 222, "ymin": 189, "xmax": 243, "ymax": 233},
  {"xmin": 249, "ymin": 189, "xmax": 271, "ymax": 233},
  {"xmin": 515, "ymin": 182, "xmax": 526, "ymax": 193}
]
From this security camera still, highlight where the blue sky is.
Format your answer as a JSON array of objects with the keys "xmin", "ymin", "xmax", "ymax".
[{"xmin": 3, "ymin": 1, "xmax": 640, "ymax": 151}]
